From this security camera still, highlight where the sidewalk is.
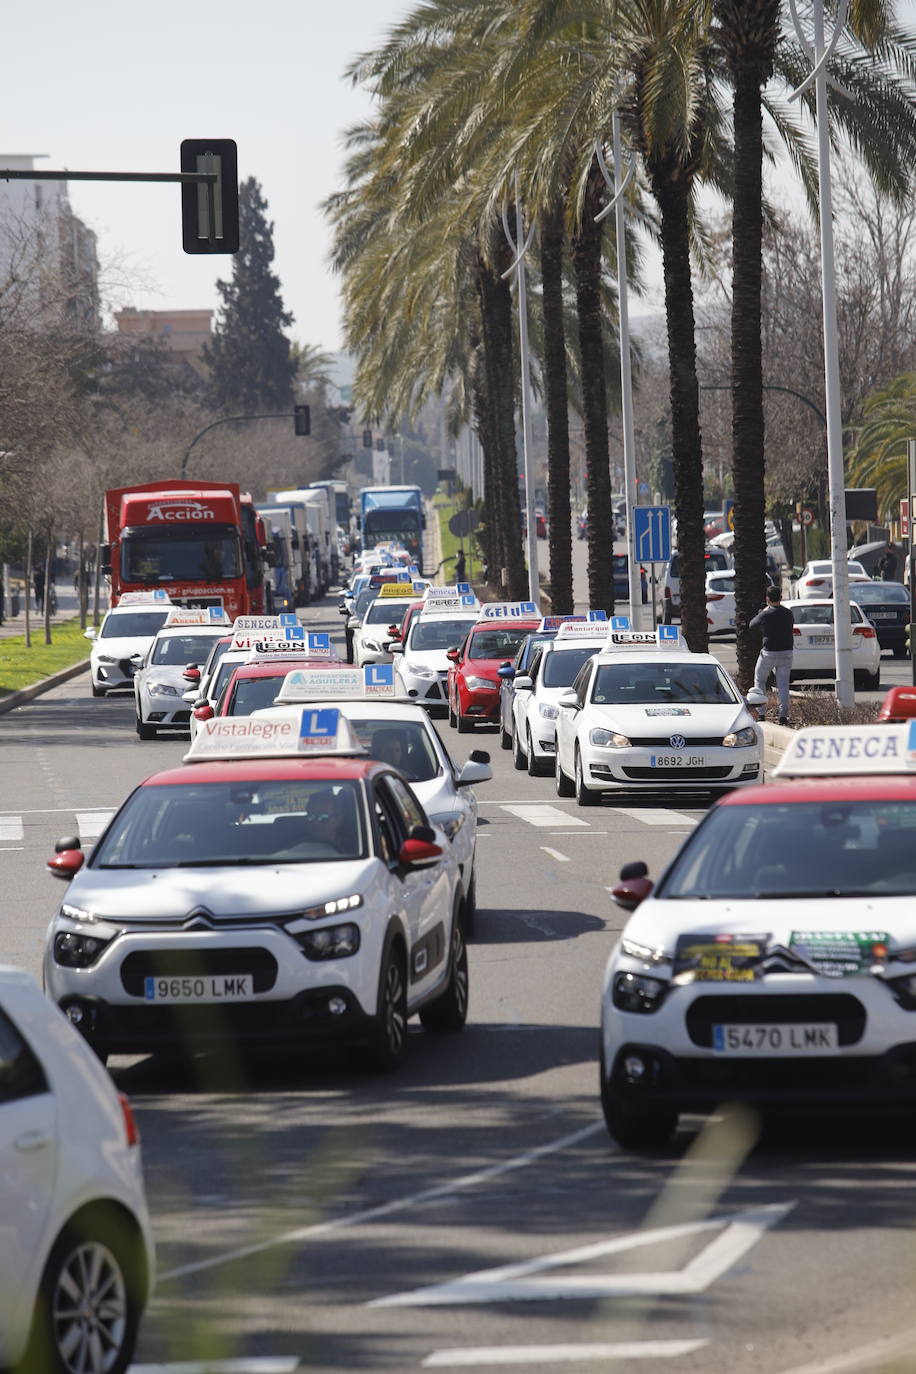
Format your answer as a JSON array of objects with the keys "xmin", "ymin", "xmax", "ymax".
[{"xmin": 0, "ymin": 581, "xmax": 88, "ymax": 641}]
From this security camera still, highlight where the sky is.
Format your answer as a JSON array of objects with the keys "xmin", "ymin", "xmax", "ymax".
[{"xmin": 5, "ymin": 0, "xmax": 416, "ymax": 358}]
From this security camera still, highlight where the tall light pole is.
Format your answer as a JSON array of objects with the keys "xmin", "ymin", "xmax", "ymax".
[{"xmin": 789, "ymin": 0, "xmax": 854, "ymax": 706}]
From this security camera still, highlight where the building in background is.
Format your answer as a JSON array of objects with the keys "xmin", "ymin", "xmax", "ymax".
[{"xmin": 114, "ymin": 308, "xmax": 213, "ymax": 374}]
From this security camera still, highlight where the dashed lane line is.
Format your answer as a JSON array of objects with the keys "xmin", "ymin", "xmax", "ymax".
[
  {"xmin": 500, "ymin": 805, "xmax": 589, "ymax": 829},
  {"xmin": 422, "ymin": 1339, "xmax": 708, "ymax": 1367},
  {"xmin": 539, "ymin": 847, "xmax": 570, "ymax": 863}
]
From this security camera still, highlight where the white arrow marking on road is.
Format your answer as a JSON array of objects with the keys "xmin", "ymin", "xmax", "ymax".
[
  {"xmin": 611, "ymin": 808, "xmax": 697, "ymax": 827},
  {"xmin": 371, "ymin": 1201, "xmax": 794, "ymax": 1308},
  {"xmin": 422, "ymin": 1338, "xmax": 708, "ymax": 1367},
  {"xmin": 501, "ymin": 805, "xmax": 589, "ymax": 828},
  {"xmin": 76, "ymin": 810, "xmax": 115, "ymax": 840}
]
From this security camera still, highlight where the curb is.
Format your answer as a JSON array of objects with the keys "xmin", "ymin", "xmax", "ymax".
[
  {"xmin": 762, "ymin": 720, "xmax": 794, "ymax": 773},
  {"xmin": 0, "ymin": 659, "xmax": 90, "ymax": 716}
]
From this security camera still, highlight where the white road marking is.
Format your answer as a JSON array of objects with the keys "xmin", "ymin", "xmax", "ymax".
[
  {"xmin": 423, "ymin": 1339, "xmax": 708, "ymax": 1367},
  {"xmin": 539, "ymin": 847, "xmax": 569, "ymax": 862},
  {"xmin": 611, "ymin": 808, "xmax": 698, "ymax": 827},
  {"xmin": 0, "ymin": 848, "xmax": 25, "ymax": 852},
  {"xmin": 774, "ymin": 1324, "xmax": 916, "ymax": 1373},
  {"xmin": 158, "ymin": 1121, "xmax": 605, "ymax": 1282},
  {"xmin": 0, "ymin": 806, "xmax": 116, "ymax": 815},
  {"xmin": 547, "ymin": 830, "xmax": 607, "ymax": 836},
  {"xmin": 371, "ymin": 1201, "xmax": 794, "ymax": 1307},
  {"xmin": 76, "ymin": 810, "xmax": 115, "ymax": 839},
  {"xmin": 0, "ymin": 817, "xmax": 23, "ymax": 842},
  {"xmin": 133, "ymin": 1362, "xmax": 299, "ymax": 1374},
  {"xmin": 501, "ymin": 805, "xmax": 589, "ymax": 829}
]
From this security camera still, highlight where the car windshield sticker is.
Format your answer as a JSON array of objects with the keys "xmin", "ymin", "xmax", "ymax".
[
  {"xmin": 674, "ymin": 933, "xmax": 770, "ymax": 983},
  {"xmin": 788, "ymin": 931, "xmax": 890, "ymax": 979}
]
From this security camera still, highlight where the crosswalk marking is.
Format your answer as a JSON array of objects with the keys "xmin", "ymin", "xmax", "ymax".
[
  {"xmin": 610, "ymin": 807, "xmax": 698, "ymax": 827},
  {"xmin": 500, "ymin": 805, "xmax": 589, "ymax": 829},
  {"xmin": 0, "ymin": 817, "xmax": 24, "ymax": 842},
  {"xmin": 76, "ymin": 811, "xmax": 115, "ymax": 840}
]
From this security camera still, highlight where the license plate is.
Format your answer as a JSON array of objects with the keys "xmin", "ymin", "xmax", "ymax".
[
  {"xmin": 712, "ymin": 1023, "xmax": 838, "ymax": 1055},
  {"xmin": 144, "ymin": 975, "xmax": 252, "ymax": 1003},
  {"xmin": 810, "ymin": 634, "xmax": 834, "ymax": 646},
  {"xmin": 869, "ymin": 612, "xmax": 895, "ymax": 620},
  {"xmin": 650, "ymin": 754, "xmax": 706, "ymax": 767}
]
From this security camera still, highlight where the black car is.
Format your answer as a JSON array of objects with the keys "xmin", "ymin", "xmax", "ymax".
[
  {"xmin": 848, "ymin": 580, "xmax": 910, "ymax": 656},
  {"xmin": 612, "ymin": 554, "xmax": 649, "ymax": 604}
]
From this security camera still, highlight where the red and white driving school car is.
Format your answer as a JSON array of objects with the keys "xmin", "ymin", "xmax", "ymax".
[{"xmin": 446, "ymin": 602, "xmax": 541, "ymax": 733}]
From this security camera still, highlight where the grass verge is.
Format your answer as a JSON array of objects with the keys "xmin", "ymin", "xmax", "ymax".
[
  {"xmin": 433, "ymin": 491, "xmax": 485, "ymax": 582},
  {"xmin": 0, "ymin": 619, "xmax": 89, "ymax": 696}
]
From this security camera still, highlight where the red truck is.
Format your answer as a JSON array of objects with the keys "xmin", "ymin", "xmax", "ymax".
[{"xmin": 102, "ymin": 481, "xmax": 253, "ymax": 619}]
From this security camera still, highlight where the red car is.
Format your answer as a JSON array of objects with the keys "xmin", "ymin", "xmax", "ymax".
[
  {"xmin": 446, "ymin": 616, "xmax": 541, "ymax": 732},
  {"xmin": 193, "ymin": 655, "xmax": 344, "ymax": 726}
]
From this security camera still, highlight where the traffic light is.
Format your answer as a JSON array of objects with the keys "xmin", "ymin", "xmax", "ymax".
[
  {"xmin": 294, "ymin": 405, "xmax": 311, "ymax": 437},
  {"xmin": 180, "ymin": 140, "xmax": 239, "ymax": 254},
  {"xmin": 363, "ymin": 429, "xmax": 373, "ymax": 448}
]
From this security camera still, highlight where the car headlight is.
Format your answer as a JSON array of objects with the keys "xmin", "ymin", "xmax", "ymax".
[
  {"xmin": 407, "ymin": 666, "xmax": 438, "ymax": 680},
  {"xmin": 722, "ymin": 726, "xmax": 757, "ymax": 747},
  {"xmin": 148, "ymin": 682, "xmax": 179, "ymax": 697},
  {"xmin": 53, "ymin": 930, "xmax": 113, "ymax": 968},
  {"xmin": 612, "ymin": 971, "xmax": 669, "ymax": 1013},
  {"xmin": 284, "ymin": 894, "xmax": 363, "ymax": 931},
  {"xmin": 295, "ymin": 923, "xmax": 361, "ymax": 960},
  {"xmin": 621, "ymin": 937, "xmax": 669, "ymax": 966},
  {"xmin": 465, "ymin": 676, "xmax": 497, "ymax": 690},
  {"xmin": 96, "ymin": 654, "xmax": 117, "ymax": 664},
  {"xmin": 538, "ymin": 703, "xmax": 559, "ymax": 719},
  {"xmin": 363, "ymin": 639, "xmax": 382, "ymax": 652},
  {"xmin": 429, "ymin": 812, "xmax": 465, "ymax": 841},
  {"xmin": 591, "ymin": 728, "xmax": 630, "ymax": 747}
]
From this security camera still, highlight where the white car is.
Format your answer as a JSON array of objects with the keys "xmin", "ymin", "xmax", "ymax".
[
  {"xmin": 134, "ymin": 623, "xmax": 231, "ymax": 739},
  {"xmin": 511, "ymin": 626, "xmax": 609, "ymax": 775},
  {"xmin": 0, "ymin": 964, "xmax": 154, "ymax": 1372},
  {"xmin": 85, "ymin": 600, "xmax": 172, "ymax": 696},
  {"xmin": 794, "ymin": 558, "xmax": 870, "ymax": 599},
  {"xmin": 785, "ymin": 598, "xmax": 881, "ymax": 690},
  {"xmin": 392, "ymin": 607, "xmax": 481, "ymax": 712},
  {"xmin": 353, "ymin": 594, "xmax": 417, "ymax": 666},
  {"xmin": 259, "ymin": 665, "xmax": 492, "ymax": 933},
  {"xmin": 43, "ymin": 710, "xmax": 465, "ymax": 1071},
  {"xmin": 599, "ymin": 722, "xmax": 916, "ymax": 1148},
  {"xmin": 705, "ymin": 571, "xmax": 736, "ymax": 637},
  {"xmin": 659, "ymin": 547, "xmax": 732, "ymax": 621},
  {"xmin": 553, "ymin": 629, "xmax": 762, "ymax": 804}
]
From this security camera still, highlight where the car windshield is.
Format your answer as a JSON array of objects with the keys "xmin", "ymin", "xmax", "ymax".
[
  {"xmin": 228, "ymin": 676, "xmax": 289, "ymax": 716},
  {"xmin": 468, "ymin": 627, "xmax": 533, "ymax": 659},
  {"xmin": 851, "ymin": 582, "xmax": 908, "ymax": 605},
  {"xmin": 410, "ymin": 617, "xmax": 477, "ymax": 651},
  {"xmin": 591, "ymin": 661, "xmax": 738, "ymax": 705},
  {"xmin": 151, "ymin": 634, "xmax": 222, "ymax": 666},
  {"xmin": 100, "ymin": 611, "xmax": 170, "ymax": 638},
  {"xmin": 366, "ymin": 599, "xmax": 410, "ymax": 625},
  {"xmin": 349, "ymin": 719, "xmax": 440, "ymax": 781},
  {"xmin": 658, "ymin": 799, "xmax": 916, "ymax": 899},
  {"xmin": 120, "ymin": 528, "xmax": 243, "ymax": 582},
  {"xmin": 792, "ymin": 605, "xmax": 863, "ymax": 625},
  {"xmin": 92, "ymin": 779, "xmax": 367, "ymax": 867},
  {"xmin": 542, "ymin": 646, "xmax": 603, "ymax": 687}
]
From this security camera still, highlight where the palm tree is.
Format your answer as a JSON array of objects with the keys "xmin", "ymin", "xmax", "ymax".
[{"xmin": 845, "ymin": 372, "xmax": 916, "ymax": 516}]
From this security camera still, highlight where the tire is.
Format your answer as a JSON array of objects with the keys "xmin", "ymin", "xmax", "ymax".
[
  {"xmin": 599, "ymin": 1060, "xmax": 677, "ymax": 1151},
  {"xmin": 463, "ymin": 872, "xmax": 477, "ymax": 940},
  {"xmin": 135, "ymin": 714, "xmax": 157, "ymax": 740},
  {"xmin": 419, "ymin": 911, "xmax": 469, "ymax": 1033},
  {"xmin": 91, "ymin": 683, "xmax": 106, "ymax": 698},
  {"xmin": 893, "ymin": 645, "xmax": 908, "ymax": 659},
  {"xmin": 499, "ymin": 716, "xmax": 512, "ymax": 750},
  {"xmin": 863, "ymin": 668, "xmax": 881, "ymax": 691},
  {"xmin": 366, "ymin": 942, "xmax": 408, "ymax": 1071},
  {"xmin": 448, "ymin": 694, "xmax": 457, "ymax": 728},
  {"xmin": 512, "ymin": 725, "xmax": 526, "ymax": 769},
  {"xmin": 22, "ymin": 1214, "xmax": 143, "ymax": 1374},
  {"xmin": 555, "ymin": 749, "xmax": 575, "ymax": 798},
  {"xmin": 456, "ymin": 702, "xmax": 473, "ymax": 733},
  {"xmin": 526, "ymin": 728, "xmax": 542, "ymax": 777},
  {"xmin": 574, "ymin": 748, "xmax": 599, "ymax": 806}
]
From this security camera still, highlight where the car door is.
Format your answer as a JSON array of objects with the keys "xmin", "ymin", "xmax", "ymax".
[
  {"xmin": 0, "ymin": 1004, "xmax": 58, "ymax": 1359},
  {"xmin": 513, "ymin": 647, "xmax": 543, "ymax": 742},
  {"xmin": 556, "ymin": 661, "xmax": 590, "ymax": 772},
  {"xmin": 377, "ymin": 775, "xmax": 451, "ymax": 1006}
]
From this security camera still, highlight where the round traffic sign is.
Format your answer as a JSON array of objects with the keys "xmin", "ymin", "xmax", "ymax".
[
  {"xmin": 448, "ymin": 509, "xmax": 479, "ymax": 537},
  {"xmin": 800, "ymin": 506, "xmax": 815, "ymax": 528}
]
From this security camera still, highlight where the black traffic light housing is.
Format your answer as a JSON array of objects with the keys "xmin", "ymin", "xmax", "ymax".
[
  {"xmin": 363, "ymin": 429, "xmax": 373, "ymax": 448},
  {"xmin": 180, "ymin": 140, "xmax": 239, "ymax": 254},
  {"xmin": 294, "ymin": 405, "xmax": 311, "ymax": 437}
]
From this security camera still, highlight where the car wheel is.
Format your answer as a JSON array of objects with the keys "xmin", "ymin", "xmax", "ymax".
[
  {"xmin": 366, "ymin": 942, "xmax": 408, "ymax": 1071},
  {"xmin": 91, "ymin": 683, "xmax": 106, "ymax": 698},
  {"xmin": 499, "ymin": 716, "xmax": 512, "ymax": 750},
  {"xmin": 448, "ymin": 694, "xmax": 457, "ymax": 728},
  {"xmin": 463, "ymin": 872, "xmax": 477, "ymax": 940},
  {"xmin": 513, "ymin": 725, "xmax": 526, "ymax": 769},
  {"xmin": 135, "ymin": 714, "xmax": 157, "ymax": 740},
  {"xmin": 456, "ymin": 702, "xmax": 473, "ymax": 733},
  {"xmin": 419, "ymin": 910, "xmax": 469, "ymax": 1033},
  {"xmin": 599, "ymin": 1054, "xmax": 677, "ymax": 1151},
  {"xmin": 864, "ymin": 668, "xmax": 881, "ymax": 691},
  {"xmin": 893, "ymin": 645, "xmax": 908, "ymax": 659},
  {"xmin": 555, "ymin": 749, "xmax": 575, "ymax": 798},
  {"xmin": 526, "ymin": 728, "xmax": 542, "ymax": 777},
  {"xmin": 574, "ymin": 748, "xmax": 599, "ymax": 806},
  {"xmin": 23, "ymin": 1214, "xmax": 144, "ymax": 1374}
]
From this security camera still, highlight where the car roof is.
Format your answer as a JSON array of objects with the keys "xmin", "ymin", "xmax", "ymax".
[
  {"xmin": 721, "ymin": 776, "xmax": 916, "ymax": 806},
  {"xmin": 155, "ymin": 624, "xmax": 228, "ymax": 638},
  {"xmin": 593, "ymin": 648, "xmax": 720, "ymax": 665},
  {"xmin": 106, "ymin": 603, "xmax": 171, "ymax": 615},
  {"xmin": 143, "ymin": 757, "xmax": 383, "ymax": 787},
  {"xmin": 226, "ymin": 658, "xmax": 340, "ymax": 681},
  {"xmin": 469, "ymin": 618, "xmax": 540, "ymax": 633}
]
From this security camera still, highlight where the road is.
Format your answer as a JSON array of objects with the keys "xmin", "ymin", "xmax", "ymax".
[{"xmin": 4, "ymin": 591, "xmax": 916, "ymax": 1374}]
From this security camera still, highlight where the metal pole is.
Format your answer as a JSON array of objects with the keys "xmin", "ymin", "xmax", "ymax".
[
  {"xmin": 514, "ymin": 174, "xmax": 540, "ymax": 606},
  {"xmin": 613, "ymin": 113, "xmax": 642, "ymax": 629},
  {"xmin": 909, "ymin": 439, "xmax": 916, "ymax": 686},
  {"xmin": 811, "ymin": 0, "xmax": 854, "ymax": 707}
]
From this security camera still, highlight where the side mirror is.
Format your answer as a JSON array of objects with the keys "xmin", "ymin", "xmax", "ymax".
[
  {"xmin": 456, "ymin": 759, "xmax": 493, "ymax": 786},
  {"xmin": 129, "ymin": 652, "xmax": 145, "ymax": 664},
  {"xmin": 621, "ymin": 861, "xmax": 648, "ymax": 880},
  {"xmin": 387, "ymin": 625, "xmax": 401, "ymax": 637},
  {"xmin": 183, "ymin": 664, "xmax": 202, "ymax": 683},
  {"xmin": 194, "ymin": 704, "xmax": 215, "ymax": 722},
  {"xmin": 497, "ymin": 663, "xmax": 515, "ymax": 680},
  {"xmin": 83, "ymin": 627, "xmax": 97, "ymax": 641},
  {"xmin": 558, "ymin": 691, "xmax": 579, "ymax": 710},
  {"xmin": 398, "ymin": 836, "xmax": 443, "ymax": 866},
  {"xmin": 514, "ymin": 675, "xmax": 534, "ymax": 692},
  {"xmin": 181, "ymin": 689, "xmax": 200, "ymax": 704},
  {"xmin": 389, "ymin": 641, "xmax": 404, "ymax": 654},
  {"xmin": 446, "ymin": 647, "xmax": 460, "ymax": 662},
  {"xmin": 610, "ymin": 876, "xmax": 654, "ymax": 912},
  {"xmin": 48, "ymin": 837, "xmax": 84, "ymax": 880},
  {"xmin": 469, "ymin": 749, "xmax": 490, "ymax": 764}
]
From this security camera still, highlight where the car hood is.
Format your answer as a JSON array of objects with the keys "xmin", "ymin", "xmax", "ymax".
[
  {"xmin": 588, "ymin": 702, "xmax": 755, "ymax": 735},
  {"xmin": 403, "ymin": 649, "xmax": 452, "ymax": 672},
  {"xmin": 93, "ymin": 634, "xmax": 160, "ymax": 657},
  {"xmin": 66, "ymin": 859, "xmax": 375, "ymax": 922}
]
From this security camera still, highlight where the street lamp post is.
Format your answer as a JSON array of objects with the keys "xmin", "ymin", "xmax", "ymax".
[{"xmin": 501, "ymin": 173, "xmax": 540, "ymax": 606}]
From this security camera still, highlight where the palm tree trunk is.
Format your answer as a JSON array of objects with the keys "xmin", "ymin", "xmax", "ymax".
[
  {"xmin": 477, "ymin": 248, "xmax": 526, "ymax": 597},
  {"xmin": 572, "ymin": 167, "xmax": 614, "ymax": 614},
  {"xmin": 540, "ymin": 199, "xmax": 573, "ymax": 612},
  {"xmin": 652, "ymin": 171, "xmax": 707, "ymax": 652}
]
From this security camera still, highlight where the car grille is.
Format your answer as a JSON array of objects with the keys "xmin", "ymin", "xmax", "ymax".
[
  {"xmin": 621, "ymin": 766, "xmax": 733, "ymax": 780},
  {"xmin": 172, "ymin": 710, "xmax": 191, "ymax": 724},
  {"xmin": 629, "ymin": 736, "xmax": 725, "ymax": 748},
  {"xmin": 118, "ymin": 658, "xmax": 137, "ymax": 680},
  {"xmin": 685, "ymin": 993, "xmax": 866, "ymax": 1048},
  {"xmin": 120, "ymin": 948, "xmax": 277, "ymax": 996}
]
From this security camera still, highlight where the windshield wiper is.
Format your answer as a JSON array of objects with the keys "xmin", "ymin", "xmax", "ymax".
[
  {"xmin": 174, "ymin": 857, "xmax": 274, "ymax": 867},
  {"xmin": 756, "ymin": 889, "xmax": 855, "ymax": 899}
]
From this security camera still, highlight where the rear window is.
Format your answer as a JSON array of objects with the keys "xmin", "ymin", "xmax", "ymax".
[
  {"xmin": 668, "ymin": 550, "xmax": 729, "ymax": 578},
  {"xmin": 851, "ymin": 583, "xmax": 908, "ymax": 605},
  {"xmin": 792, "ymin": 604, "xmax": 864, "ymax": 625}
]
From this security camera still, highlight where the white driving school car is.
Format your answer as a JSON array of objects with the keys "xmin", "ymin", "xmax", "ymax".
[
  {"xmin": 511, "ymin": 616, "xmax": 609, "ymax": 775},
  {"xmin": 43, "ymin": 709, "xmax": 465, "ymax": 1071},
  {"xmin": 600, "ymin": 722, "xmax": 916, "ymax": 1149},
  {"xmin": 392, "ymin": 588, "xmax": 480, "ymax": 711},
  {"xmin": 85, "ymin": 590, "xmax": 172, "ymax": 696},
  {"xmin": 553, "ymin": 626, "xmax": 762, "ymax": 804}
]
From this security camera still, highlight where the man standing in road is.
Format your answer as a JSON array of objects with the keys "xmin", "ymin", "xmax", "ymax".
[
  {"xmin": 750, "ymin": 585, "xmax": 795, "ymax": 726},
  {"xmin": 454, "ymin": 548, "xmax": 466, "ymax": 582},
  {"xmin": 877, "ymin": 542, "xmax": 898, "ymax": 581}
]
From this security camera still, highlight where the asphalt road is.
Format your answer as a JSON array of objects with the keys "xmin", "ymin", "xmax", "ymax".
[{"xmin": 5, "ymin": 591, "xmax": 916, "ymax": 1373}]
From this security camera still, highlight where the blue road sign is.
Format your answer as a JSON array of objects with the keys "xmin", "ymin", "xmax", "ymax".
[{"xmin": 633, "ymin": 506, "xmax": 672, "ymax": 563}]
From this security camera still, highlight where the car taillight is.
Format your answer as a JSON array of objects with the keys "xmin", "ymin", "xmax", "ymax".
[
  {"xmin": 853, "ymin": 625, "xmax": 876, "ymax": 638},
  {"xmin": 793, "ymin": 626, "xmax": 801, "ymax": 636},
  {"xmin": 664, "ymin": 586, "xmax": 671, "ymax": 599},
  {"xmin": 808, "ymin": 578, "xmax": 826, "ymax": 586},
  {"xmin": 119, "ymin": 1092, "xmax": 140, "ymax": 1147},
  {"xmin": 706, "ymin": 593, "xmax": 725, "ymax": 602}
]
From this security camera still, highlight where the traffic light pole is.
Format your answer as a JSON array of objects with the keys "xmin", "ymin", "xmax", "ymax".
[{"xmin": 180, "ymin": 413, "xmax": 304, "ymax": 479}]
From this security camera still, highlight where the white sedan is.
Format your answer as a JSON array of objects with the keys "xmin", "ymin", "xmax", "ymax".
[
  {"xmin": 705, "ymin": 571, "xmax": 736, "ymax": 637},
  {"xmin": 85, "ymin": 600, "xmax": 172, "ymax": 696},
  {"xmin": 554, "ymin": 632, "xmax": 762, "ymax": 804},
  {"xmin": 0, "ymin": 965, "xmax": 154, "ymax": 1372},
  {"xmin": 392, "ymin": 608, "xmax": 480, "ymax": 712},
  {"xmin": 786, "ymin": 598, "xmax": 881, "ymax": 690},
  {"xmin": 353, "ymin": 595, "xmax": 417, "ymax": 666},
  {"xmin": 511, "ymin": 629, "xmax": 609, "ymax": 775},
  {"xmin": 794, "ymin": 559, "xmax": 870, "ymax": 599}
]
